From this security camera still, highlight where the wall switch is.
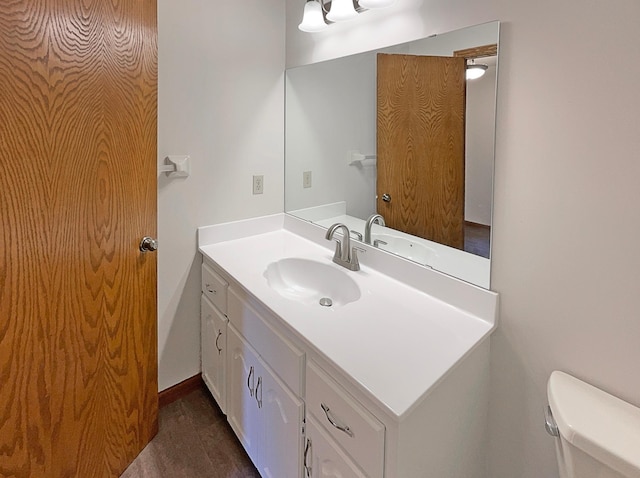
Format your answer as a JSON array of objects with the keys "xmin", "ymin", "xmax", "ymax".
[
  {"xmin": 253, "ymin": 175, "xmax": 264, "ymax": 195},
  {"xmin": 303, "ymin": 171, "xmax": 312, "ymax": 189}
]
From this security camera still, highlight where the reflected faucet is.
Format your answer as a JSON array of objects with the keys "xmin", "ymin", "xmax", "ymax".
[
  {"xmin": 325, "ymin": 223, "xmax": 362, "ymax": 271},
  {"xmin": 364, "ymin": 214, "xmax": 385, "ymax": 244}
]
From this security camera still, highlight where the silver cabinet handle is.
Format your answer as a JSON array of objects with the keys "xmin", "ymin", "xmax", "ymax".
[
  {"xmin": 205, "ymin": 283, "xmax": 216, "ymax": 295},
  {"xmin": 382, "ymin": 193, "xmax": 391, "ymax": 203},
  {"xmin": 247, "ymin": 366, "xmax": 255, "ymax": 397},
  {"xmin": 303, "ymin": 437, "xmax": 312, "ymax": 477},
  {"xmin": 215, "ymin": 330, "xmax": 222, "ymax": 355},
  {"xmin": 139, "ymin": 236, "xmax": 158, "ymax": 252},
  {"xmin": 255, "ymin": 376, "xmax": 263, "ymax": 409},
  {"xmin": 320, "ymin": 403, "xmax": 353, "ymax": 437}
]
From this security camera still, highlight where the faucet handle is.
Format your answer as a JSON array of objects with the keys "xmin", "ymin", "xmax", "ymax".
[
  {"xmin": 349, "ymin": 246, "xmax": 366, "ymax": 270},
  {"xmin": 350, "ymin": 230, "xmax": 363, "ymax": 241},
  {"xmin": 331, "ymin": 238, "xmax": 344, "ymax": 262}
]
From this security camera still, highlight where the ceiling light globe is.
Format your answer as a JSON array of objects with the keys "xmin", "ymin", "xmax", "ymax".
[
  {"xmin": 466, "ymin": 64, "xmax": 488, "ymax": 80},
  {"xmin": 326, "ymin": 0, "xmax": 359, "ymax": 22},
  {"xmin": 298, "ymin": 0, "xmax": 328, "ymax": 32}
]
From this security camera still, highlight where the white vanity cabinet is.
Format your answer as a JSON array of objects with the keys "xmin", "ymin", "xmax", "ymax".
[
  {"xmin": 199, "ymin": 217, "xmax": 497, "ymax": 478},
  {"xmin": 201, "ymin": 262, "xmax": 229, "ymax": 412},
  {"xmin": 225, "ymin": 287, "xmax": 305, "ymax": 478}
]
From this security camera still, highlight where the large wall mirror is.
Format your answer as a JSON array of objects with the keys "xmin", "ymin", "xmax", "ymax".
[{"xmin": 285, "ymin": 21, "xmax": 500, "ymax": 289}]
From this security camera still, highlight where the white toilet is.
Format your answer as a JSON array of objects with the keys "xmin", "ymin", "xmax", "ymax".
[{"xmin": 546, "ymin": 371, "xmax": 640, "ymax": 478}]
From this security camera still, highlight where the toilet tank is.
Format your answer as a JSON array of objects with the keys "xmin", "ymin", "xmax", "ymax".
[{"xmin": 547, "ymin": 371, "xmax": 640, "ymax": 478}]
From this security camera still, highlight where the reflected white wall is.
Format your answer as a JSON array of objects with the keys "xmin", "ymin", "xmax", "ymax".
[{"xmin": 466, "ymin": 64, "xmax": 496, "ymax": 226}]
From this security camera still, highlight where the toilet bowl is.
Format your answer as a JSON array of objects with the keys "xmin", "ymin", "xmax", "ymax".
[{"xmin": 546, "ymin": 371, "xmax": 640, "ymax": 478}]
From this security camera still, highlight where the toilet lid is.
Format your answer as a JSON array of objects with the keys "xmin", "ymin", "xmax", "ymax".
[{"xmin": 548, "ymin": 371, "xmax": 640, "ymax": 478}]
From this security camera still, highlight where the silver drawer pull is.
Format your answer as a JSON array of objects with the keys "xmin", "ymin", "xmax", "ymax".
[
  {"xmin": 304, "ymin": 437, "xmax": 312, "ymax": 477},
  {"xmin": 255, "ymin": 376, "xmax": 263, "ymax": 409},
  {"xmin": 205, "ymin": 284, "xmax": 216, "ymax": 294},
  {"xmin": 320, "ymin": 403, "xmax": 354, "ymax": 437},
  {"xmin": 215, "ymin": 330, "xmax": 223, "ymax": 355},
  {"xmin": 247, "ymin": 366, "xmax": 255, "ymax": 397}
]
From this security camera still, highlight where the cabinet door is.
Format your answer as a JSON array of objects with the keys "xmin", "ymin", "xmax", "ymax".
[
  {"xmin": 258, "ymin": 358, "xmax": 305, "ymax": 478},
  {"xmin": 226, "ymin": 324, "xmax": 261, "ymax": 465},
  {"xmin": 304, "ymin": 415, "xmax": 367, "ymax": 478},
  {"xmin": 201, "ymin": 296, "xmax": 227, "ymax": 412}
]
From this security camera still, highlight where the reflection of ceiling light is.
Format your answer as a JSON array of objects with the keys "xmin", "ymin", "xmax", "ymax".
[
  {"xmin": 298, "ymin": 0, "xmax": 328, "ymax": 32},
  {"xmin": 466, "ymin": 61, "xmax": 488, "ymax": 80}
]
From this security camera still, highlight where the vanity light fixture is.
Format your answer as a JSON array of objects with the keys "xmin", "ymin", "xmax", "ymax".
[
  {"xmin": 298, "ymin": 0, "xmax": 329, "ymax": 32},
  {"xmin": 466, "ymin": 59, "xmax": 488, "ymax": 80},
  {"xmin": 298, "ymin": 0, "xmax": 396, "ymax": 33}
]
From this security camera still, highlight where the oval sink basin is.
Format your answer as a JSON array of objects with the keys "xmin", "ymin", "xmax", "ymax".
[
  {"xmin": 373, "ymin": 234, "xmax": 437, "ymax": 266},
  {"xmin": 264, "ymin": 258, "xmax": 361, "ymax": 307}
]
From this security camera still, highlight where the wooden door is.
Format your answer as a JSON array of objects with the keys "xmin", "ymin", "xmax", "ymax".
[
  {"xmin": 0, "ymin": 1, "xmax": 158, "ymax": 477},
  {"xmin": 377, "ymin": 53, "xmax": 466, "ymax": 249}
]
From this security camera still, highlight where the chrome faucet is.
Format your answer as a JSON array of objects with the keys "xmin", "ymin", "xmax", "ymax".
[
  {"xmin": 325, "ymin": 223, "xmax": 362, "ymax": 271},
  {"xmin": 364, "ymin": 214, "xmax": 385, "ymax": 244}
]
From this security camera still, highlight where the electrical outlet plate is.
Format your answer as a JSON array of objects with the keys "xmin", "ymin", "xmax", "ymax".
[
  {"xmin": 253, "ymin": 175, "xmax": 264, "ymax": 195},
  {"xmin": 303, "ymin": 171, "xmax": 312, "ymax": 189}
]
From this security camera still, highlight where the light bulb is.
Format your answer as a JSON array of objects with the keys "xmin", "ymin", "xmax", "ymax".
[
  {"xmin": 298, "ymin": 0, "xmax": 328, "ymax": 32},
  {"xmin": 326, "ymin": 0, "xmax": 359, "ymax": 22}
]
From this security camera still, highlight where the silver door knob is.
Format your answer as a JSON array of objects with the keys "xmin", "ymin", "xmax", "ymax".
[
  {"xmin": 139, "ymin": 236, "xmax": 158, "ymax": 252},
  {"xmin": 382, "ymin": 193, "xmax": 391, "ymax": 203}
]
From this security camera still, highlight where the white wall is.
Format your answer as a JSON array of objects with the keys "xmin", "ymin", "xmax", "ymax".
[
  {"xmin": 157, "ymin": 0, "xmax": 285, "ymax": 391},
  {"xmin": 466, "ymin": 64, "xmax": 496, "ymax": 226},
  {"xmin": 286, "ymin": 1, "xmax": 640, "ymax": 478},
  {"xmin": 286, "ymin": 53, "xmax": 377, "ymax": 218}
]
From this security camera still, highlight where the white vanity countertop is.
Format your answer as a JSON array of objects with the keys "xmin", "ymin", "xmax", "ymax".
[{"xmin": 198, "ymin": 215, "xmax": 496, "ymax": 420}]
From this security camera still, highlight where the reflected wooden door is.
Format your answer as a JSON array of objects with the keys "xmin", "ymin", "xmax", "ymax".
[
  {"xmin": 0, "ymin": 1, "xmax": 158, "ymax": 477},
  {"xmin": 377, "ymin": 53, "xmax": 466, "ymax": 249}
]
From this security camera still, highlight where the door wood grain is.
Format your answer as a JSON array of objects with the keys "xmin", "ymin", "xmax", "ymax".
[
  {"xmin": 0, "ymin": 1, "xmax": 158, "ymax": 476},
  {"xmin": 377, "ymin": 53, "xmax": 466, "ymax": 249}
]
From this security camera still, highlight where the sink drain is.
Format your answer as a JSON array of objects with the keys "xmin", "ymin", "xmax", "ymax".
[{"xmin": 319, "ymin": 297, "xmax": 333, "ymax": 307}]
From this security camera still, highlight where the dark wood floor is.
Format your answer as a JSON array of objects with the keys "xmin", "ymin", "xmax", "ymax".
[
  {"xmin": 464, "ymin": 222, "xmax": 491, "ymax": 259},
  {"xmin": 121, "ymin": 387, "xmax": 259, "ymax": 478}
]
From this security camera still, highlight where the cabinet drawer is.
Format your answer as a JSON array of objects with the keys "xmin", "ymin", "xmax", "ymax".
[
  {"xmin": 306, "ymin": 361, "xmax": 385, "ymax": 478},
  {"xmin": 202, "ymin": 263, "xmax": 228, "ymax": 313},
  {"xmin": 201, "ymin": 295, "xmax": 227, "ymax": 412},
  {"xmin": 228, "ymin": 288, "xmax": 304, "ymax": 395},
  {"xmin": 305, "ymin": 415, "xmax": 367, "ymax": 478}
]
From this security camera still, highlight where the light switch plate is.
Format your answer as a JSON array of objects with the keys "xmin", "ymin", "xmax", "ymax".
[
  {"xmin": 303, "ymin": 171, "xmax": 312, "ymax": 189},
  {"xmin": 253, "ymin": 175, "xmax": 264, "ymax": 195}
]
